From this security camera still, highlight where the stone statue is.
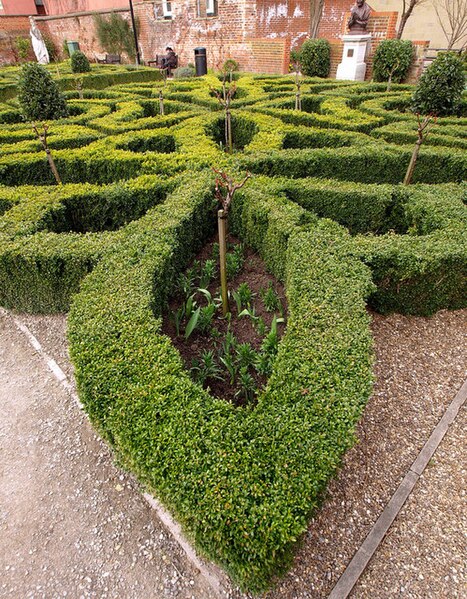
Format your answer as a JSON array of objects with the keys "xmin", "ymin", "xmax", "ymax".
[
  {"xmin": 347, "ymin": 0, "xmax": 371, "ymax": 34},
  {"xmin": 29, "ymin": 16, "xmax": 49, "ymax": 64}
]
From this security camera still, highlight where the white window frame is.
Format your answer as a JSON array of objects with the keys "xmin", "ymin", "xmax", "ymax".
[
  {"xmin": 0, "ymin": 1, "xmax": 4, "ymax": 11},
  {"xmin": 162, "ymin": 0, "xmax": 173, "ymax": 18},
  {"xmin": 206, "ymin": 0, "xmax": 216, "ymax": 16}
]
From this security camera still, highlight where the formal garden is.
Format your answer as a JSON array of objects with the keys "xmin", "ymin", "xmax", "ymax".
[{"xmin": 0, "ymin": 52, "xmax": 465, "ymax": 592}]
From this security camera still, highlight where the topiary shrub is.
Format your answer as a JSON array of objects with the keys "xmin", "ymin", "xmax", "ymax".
[
  {"xmin": 299, "ymin": 39, "xmax": 331, "ymax": 78},
  {"xmin": 18, "ymin": 63, "xmax": 68, "ymax": 121},
  {"xmin": 412, "ymin": 52, "xmax": 466, "ymax": 116},
  {"xmin": 174, "ymin": 66, "xmax": 196, "ymax": 79},
  {"xmin": 71, "ymin": 50, "xmax": 91, "ymax": 73},
  {"xmin": 373, "ymin": 39, "xmax": 413, "ymax": 84}
]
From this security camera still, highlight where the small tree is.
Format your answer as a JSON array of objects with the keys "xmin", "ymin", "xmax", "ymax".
[
  {"xmin": 299, "ymin": 38, "xmax": 331, "ymax": 78},
  {"xmin": 211, "ymin": 82, "xmax": 237, "ymax": 153},
  {"xmin": 32, "ymin": 123, "xmax": 62, "ymax": 185},
  {"xmin": 213, "ymin": 169, "xmax": 251, "ymax": 316},
  {"xmin": 310, "ymin": 0, "xmax": 325, "ymax": 38},
  {"xmin": 94, "ymin": 12, "xmax": 137, "ymax": 60},
  {"xmin": 403, "ymin": 114, "xmax": 436, "ymax": 185},
  {"xmin": 222, "ymin": 58, "xmax": 239, "ymax": 82},
  {"xmin": 373, "ymin": 39, "xmax": 414, "ymax": 90},
  {"xmin": 71, "ymin": 50, "xmax": 91, "ymax": 73},
  {"xmin": 18, "ymin": 63, "xmax": 68, "ymax": 121},
  {"xmin": 396, "ymin": 0, "xmax": 428, "ymax": 39},
  {"xmin": 15, "ymin": 37, "xmax": 31, "ymax": 62},
  {"xmin": 434, "ymin": 0, "xmax": 467, "ymax": 50},
  {"xmin": 412, "ymin": 51, "xmax": 465, "ymax": 116}
]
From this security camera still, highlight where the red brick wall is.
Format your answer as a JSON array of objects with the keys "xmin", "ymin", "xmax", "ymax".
[{"xmin": 0, "ymin": 15, "xmax": 35, "ymax": 65}]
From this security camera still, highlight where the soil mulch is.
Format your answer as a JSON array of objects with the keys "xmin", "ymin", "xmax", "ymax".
[{"xmin": 161, "ymin": 234, "xmax": 287, "ymax": 406}]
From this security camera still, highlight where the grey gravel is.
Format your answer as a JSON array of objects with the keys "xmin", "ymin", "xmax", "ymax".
[{"xmin": 1, "ymin": 308, "xmax": 465, "ymax": 599}]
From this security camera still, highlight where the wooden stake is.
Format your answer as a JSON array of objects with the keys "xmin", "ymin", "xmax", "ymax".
[{"xmin": 218, "ymin": 209, "xmax": 229, "ymax": 316}]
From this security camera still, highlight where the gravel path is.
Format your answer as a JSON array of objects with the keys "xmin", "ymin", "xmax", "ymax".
[
  {"xmin": 1, "ymin": 308, "xmax": 465, "ymax": 598},
  {"xmin": 0, "ymin": 311, "xmax": 221, "ymax": 599}
]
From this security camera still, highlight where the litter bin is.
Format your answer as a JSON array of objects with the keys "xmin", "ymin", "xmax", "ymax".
[
  {"xmin": 67, "ymin": 41, "xmax": 80, "ymax": 56},
  {"xmin": 194, "ymin": 47, "xmax": 207, "ymax": 76}
]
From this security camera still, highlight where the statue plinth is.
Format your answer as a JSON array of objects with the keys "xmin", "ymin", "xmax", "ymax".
[{"xmin": 336, "ymin": 34, "xmax": 371, "ymax": 81}]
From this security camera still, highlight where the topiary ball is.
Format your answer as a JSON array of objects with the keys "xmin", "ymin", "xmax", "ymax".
[
  {"xmin": 412, "ymin": 52, "xmax": 466, "ymax": 116},
  {"xmin": 373, "ymin": 39, "xmax": 414, "ymax": 84},
  {"xmin": 18, "ymin": 62, "xmax": 68, "ymax": 121},
  {"xmin": 299, "ymin": 39, "xmax": 331, "ymax": 78},
  {"xmin": 71, "ymin": 50, "xmax": 91, "ymax": 73}
]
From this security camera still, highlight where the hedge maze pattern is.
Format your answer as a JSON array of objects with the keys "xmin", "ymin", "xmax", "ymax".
[{"xmin": 0, "ymin": 65, "xmax": 465, "ymax": 591}]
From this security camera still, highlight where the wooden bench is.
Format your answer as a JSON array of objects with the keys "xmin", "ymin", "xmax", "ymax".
[{"xmin": 95, "ymin": 53, "xmax": 121, "ymax": 64}]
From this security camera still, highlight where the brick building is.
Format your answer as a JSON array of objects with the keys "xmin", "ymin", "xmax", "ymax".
[{"xmin": 1, "ymin": 1, "xmax": 438, "ymax": 77}]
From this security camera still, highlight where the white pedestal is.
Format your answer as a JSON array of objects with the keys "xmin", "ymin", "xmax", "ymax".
[{"xmin": 336, "ymin": 34, "xmax": 371, "ymax": 81}]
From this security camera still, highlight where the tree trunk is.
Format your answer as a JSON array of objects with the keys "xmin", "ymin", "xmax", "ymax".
[
  {"xmin": 403, "ymin": 140, "xmax": 422, "ymax": 185},
  {"xmin": 46, "ymin": 149, "xmax": 62, "ymax": 185},
  {"xmin": 310, "ymin": 0, "xmax": 325, "ymax": 38},
  {"xmin": 396, "ymin": 0, "xmax": 417, "ymax": 39},
  {"xmin": 218, "ymin": 210, "xmax": 229, "ymax": 316}
]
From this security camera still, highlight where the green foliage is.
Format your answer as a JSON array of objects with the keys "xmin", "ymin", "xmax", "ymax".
[
  {"xmin": 223, "ymin": 58, "xmax": 239, "ymax": 73},
  {"xmin": 17, "ymin": 63, "xmax": 68, "ymax": 121},
  {"xmin": 261, "ymin": 282, "xmax": 280, "ymax": 311},
  {"xmin": 412, "ymin": 52, "xmax": 466, "ymax": 116},
  {"xmin": 62, "ymin": 39, "xmax": 70, "ymax": 58},
  {"xmin": 15, "ymin": 37, "xmax": 31, "ymax": 62},
  {"xmin": 299, "ymin": 39, "xmax": 331, "ymax": 78},
  {"xmin": 373, "ymin": 39, "xmax": 414, "ymax": 84},
  {"xmin": 71, "ymin": 50, "xmax": 91, "ymax": 73},
  {"xmin": 43, "ymin": 36, "xmax": 59, "ymax": 62},
  {"xmin": 174, "ymin": 66, "xmax": 196, "ymax": 79},
  {"xmin": 94, "ymin": 12, "xmax": 137, "ymax": 60}
]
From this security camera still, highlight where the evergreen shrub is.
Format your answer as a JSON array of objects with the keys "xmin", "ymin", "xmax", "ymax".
[
  {"xmin": 373, "ymin": 39, "xmax": 414, "ymax": 84},
  {"xmin": 71, "ymin": 50, "xmax": 91, "ymax": 73},
  {"xmin": 412, "ymin": 52, "xmax": 466, "ymax": 116},
  {"xmin": 299, "ymin": 39, "xmax": 331, "ymax": 78},
  {"xmin": 18, "ymin": 63, "xmax": 68, "ymax": 121}
]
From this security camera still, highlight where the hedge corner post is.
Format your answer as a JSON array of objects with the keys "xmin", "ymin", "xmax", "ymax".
[
  {"xmin": 213, "ymin": 169, "xmax": 251, "ymax": 316},
  {"xmin": 32, "ymin": 122, "xmax": 62, "ymax": 185},
  {"xmin": 403, "ymin": 113, "xmax": 436, "ymax": 185}
]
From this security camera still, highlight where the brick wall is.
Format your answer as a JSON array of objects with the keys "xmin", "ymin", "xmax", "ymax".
[
  {"xmin": 3, "ymin": 1, "xmax": 429, "ymax": 79},
  {"xmin": 0, "ymin": 15, "xmax": 34, "ymax": 65}
]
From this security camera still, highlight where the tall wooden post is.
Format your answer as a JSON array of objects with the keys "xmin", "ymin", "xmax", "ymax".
[{"xmin": 218, "ymin": 209, "xmax": 229, "ymax": 316}]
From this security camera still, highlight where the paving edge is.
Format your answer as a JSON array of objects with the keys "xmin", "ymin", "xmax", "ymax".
[
  {"xmin": 328, "ymin": 376, "xmax": 467, "ymax": 599},
  {"xmin": 2, "ymin": 308, "xmax": 230, "ymax": 598}
]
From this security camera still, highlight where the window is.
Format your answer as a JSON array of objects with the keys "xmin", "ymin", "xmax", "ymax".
[
  {"xmin": 0, "ymin": 1, "xmax": 4, "ymax": 10},
  {"xmin": 206, "ymin": 0, "xmax": 217, "ymax": 16},
  {"xmin": 35, "ymin": 0, "xmax": 47, "ymax": 15},
  {"xmin": 197, "ymin": 0, "xmax": 218, "ymax": 17},
  {"xmin": 162, "ymin": 0, "xmax": 172, "ymax": 19}
]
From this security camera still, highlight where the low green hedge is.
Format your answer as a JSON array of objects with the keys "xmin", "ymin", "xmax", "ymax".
[
  {"xmin": 68, "ymin": 174, "xmax": 374, "ymax": 591},
  {"xmin": 371, "ymin": 121, "xmax": 467, "ymax": 149},
  {"xmin": 352, "ymin": 184, "xmax": 467, "ymax": 315},
  {"xmin": 239, "ymin": 145, "xmax": 466, "ymax": 184},
  {"xmin": 0, "ymin": 175, "xmax": 176, "ymax": 311}
]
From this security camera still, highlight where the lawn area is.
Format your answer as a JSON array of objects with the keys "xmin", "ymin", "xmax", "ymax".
[{"xmin": 0, "ymin": 63, "xmax": 465, "ymax": 592}]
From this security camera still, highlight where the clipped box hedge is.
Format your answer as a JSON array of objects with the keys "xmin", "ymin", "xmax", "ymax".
[
  {"xmin": 0, "ymin": 72, "xmax": 466, "ymax": 591},
  {"xmin": 67, "ymin": 174, "xmax": 374, "ymax": 590}
]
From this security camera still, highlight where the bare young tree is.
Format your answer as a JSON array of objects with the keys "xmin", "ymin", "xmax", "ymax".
[
  {"xmin": 310, "ymin": 0, "xmax": 325, "ymax": 38},
  {"xmin": 396, "ymin": 0, "xmax": 428, "ymax": 38},
  {"xmin": 434, "ymin": 0, "xmax": 467, "ymax": 49}
]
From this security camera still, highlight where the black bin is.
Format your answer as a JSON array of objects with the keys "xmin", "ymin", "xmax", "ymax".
[{"xmin": 194, "ymin": 47, "xmax": 207, "ymax": 76}]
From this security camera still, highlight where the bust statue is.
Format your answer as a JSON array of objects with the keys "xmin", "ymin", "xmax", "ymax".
[{"xmin": 347, "ymin": 0, "xmax": 371, "ymax": 34}]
